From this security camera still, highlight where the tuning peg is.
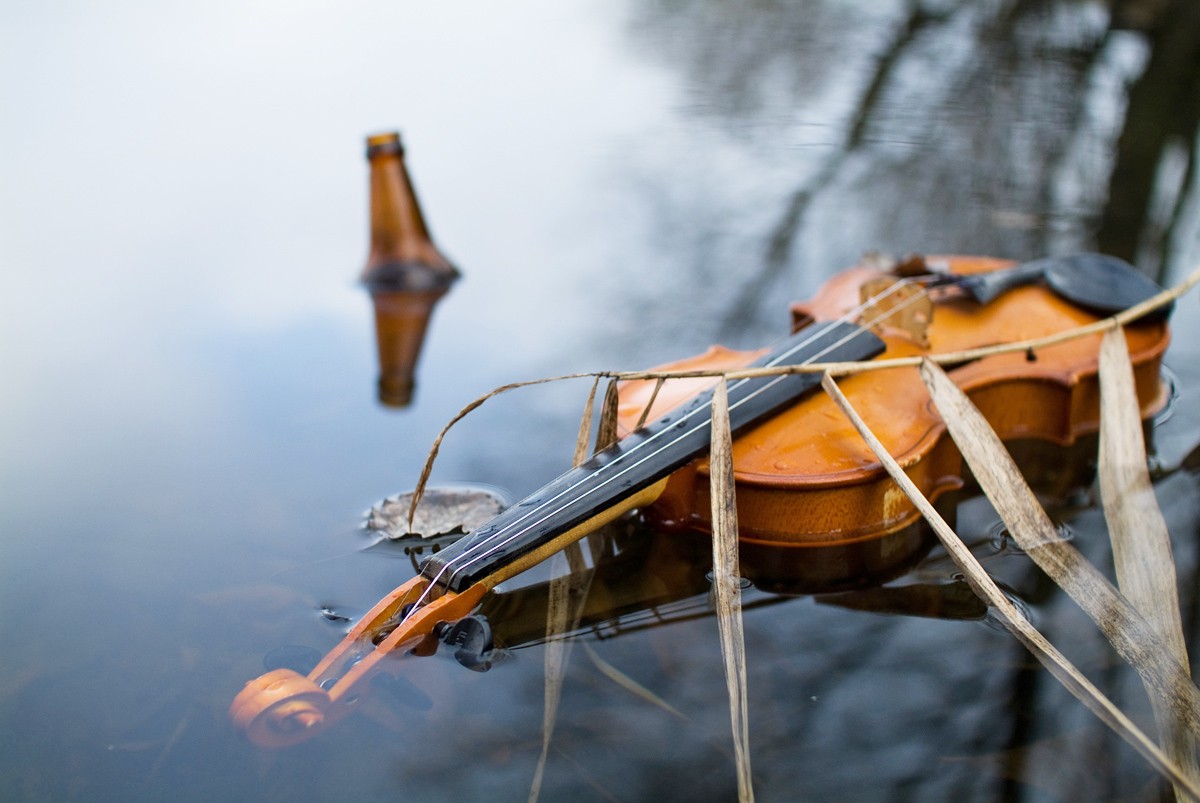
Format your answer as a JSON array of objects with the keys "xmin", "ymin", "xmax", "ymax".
[{"xmin": 435, "ymin": 615, "xmax": 495, "ymax": 672}]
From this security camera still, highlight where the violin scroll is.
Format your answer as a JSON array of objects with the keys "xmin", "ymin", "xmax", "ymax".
[
  {"xmin": 229, "ymin": 575, "xmax": 487, "ymax": 747},
  {"xmin": 229, "ymin": 669, "xmax": 331, "ymax": 748}
]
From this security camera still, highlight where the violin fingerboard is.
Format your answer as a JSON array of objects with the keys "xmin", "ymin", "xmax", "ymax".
[{"xmin": 422, "ymin": 320, "xmax": 885, "ymax": 593}]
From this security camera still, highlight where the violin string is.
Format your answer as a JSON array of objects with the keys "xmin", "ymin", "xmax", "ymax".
[{"xmin": 406, "ymin": 276, "xmax": 939, "ymax": 615}]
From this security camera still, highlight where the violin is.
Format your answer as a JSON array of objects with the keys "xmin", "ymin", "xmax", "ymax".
[
  {"xmin": 618, "ymin": 254, "xmax": 1172, "ymax": 587},
  {"xmin": 230, "ymin": 252, "xmax": 1172, "ymax": 746}
]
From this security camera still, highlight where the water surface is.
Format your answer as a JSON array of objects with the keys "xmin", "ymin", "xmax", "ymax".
[{"xmin": 3, "ymin": 1, "xmax": 1200, "ymax": 800}]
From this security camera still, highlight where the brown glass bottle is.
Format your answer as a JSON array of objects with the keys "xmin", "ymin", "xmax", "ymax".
[
  {"xmin": 362, "ymin": 132, "xmax": 459, "ymax": 289},
  {"xmin": 362, "ymin": 132, "xmax": 459, "ymax": 407}
]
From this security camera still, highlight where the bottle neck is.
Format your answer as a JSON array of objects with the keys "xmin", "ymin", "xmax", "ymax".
[{"xmin": 363, "ymin": 136, "xmax": 457, "ymax": 287}]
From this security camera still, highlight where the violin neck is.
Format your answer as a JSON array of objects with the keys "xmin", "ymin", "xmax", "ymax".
[{"xmin": 420, "ymin": 319, "xmax": 886, "ymax": 593}]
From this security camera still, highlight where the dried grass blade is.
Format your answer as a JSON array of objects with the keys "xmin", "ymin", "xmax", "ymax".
[
  {"xmin": 532, "ymin": 537, "xmax": 592, "ymax": 801},
  {"xmin": 596, "ymin": 379, "xmax": 621, "ymax": 453},
  {"xmin": 531, "ymin": 383, "xmax": 606, "ymax": 803},
  {"xmin": 529, "ymin": 551, "xmax": 584, "ymax": 803},
  {"xmin": 819, "ymin": 372, "xmax": 1200, "ymax": 798},
  {"xmin": 407, "ymin": 373, "xmax": 594, "ymax": 529},
  {"xmin": 580, "ymin": 641, "xmax": 687, "ymax": 720},
  {"xmin": 709, "ymin": 379, "xmax": 754, "ymax": 803},
  {"xmin": 1099, "ymin": 327, "xmax": 1188, "ymax": 654},
  {"xmin": 916, "ymin": 358, "xmax": 1200, "ymax": 740},
  {"xmin": 530, "ymin": 544, "xmax": 594, "ymax": 802},
  {"xmin": 572, "ymin": 377, "xmax": 602, "ymax": 468},
  {"xmin": 719, "ymin": 264, "xmax": 1200, "ymax": 384},
  {"xmin": 1099, "ymin": 326, "xmax": 1200, "ymax": 792},
  {"xmin": 635, "ymin": 377, "xmax": 666, "ymax": 430}
]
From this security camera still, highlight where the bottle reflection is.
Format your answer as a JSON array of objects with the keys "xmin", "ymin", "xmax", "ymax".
[
  {"xmin": 362, "ymin": 131, "xmax": 459, "ymax": 408},
  {"xmin": 370, "ymin": 288, "xmax": 450, "ymax": 407}
]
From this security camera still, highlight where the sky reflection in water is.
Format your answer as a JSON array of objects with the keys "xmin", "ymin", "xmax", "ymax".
[{"xmin": 2, "ymin": 1, "xmax": 1200, "ymax": 800}]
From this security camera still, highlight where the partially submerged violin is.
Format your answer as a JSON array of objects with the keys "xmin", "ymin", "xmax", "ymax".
[
  {"xmin": 230, "ymin": 253, "xmax": 1171, "ymax": 746},
  {"xmin": 621, "ymin": 254, "xmax": 1172, "ymax": 587}
]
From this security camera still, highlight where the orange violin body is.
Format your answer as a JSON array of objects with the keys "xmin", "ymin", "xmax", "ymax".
[{"xmin": 616, "ymin": 256, "xmax": 1169, "ymax": 557}]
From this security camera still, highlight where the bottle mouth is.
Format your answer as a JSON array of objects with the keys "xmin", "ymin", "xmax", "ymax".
[
  {"xmin": 366, "ymin": 131, "xmax": 403, "ymax": 157},
  {"xmin": 377, "ymin": 373, "xmax": 415, "ymax": 408}
]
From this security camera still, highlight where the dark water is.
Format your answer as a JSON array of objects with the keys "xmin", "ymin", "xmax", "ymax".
[{"xmin": 3, "ymin": 1, "xmax": 1200, "ymax": 800}]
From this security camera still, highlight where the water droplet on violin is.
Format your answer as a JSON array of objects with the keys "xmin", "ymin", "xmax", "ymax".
[
  {"xmin": 1152, "ymin": 365, "xmax": 1180, "ymax": 427},
  {"xmin": 982, "ymin": 583, "xmax": 1037, "ymax": 632},
  {"xmin": 1146, "ymin": 453, "xmax": 1169, "ymax": 480},
  {"xmin": 318, "ymin": 605, "xmax": 353, "ymax": 624},
  {"xmin": 705, "ymin": 571, "xmax": 752, "ymax": 589},
  {"xmin": 988, "ymin": 520, "xmax": 1074, "ymax": 554}
]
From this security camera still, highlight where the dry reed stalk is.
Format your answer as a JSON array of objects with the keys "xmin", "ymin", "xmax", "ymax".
[
  {"xmin": 597, "ymin": 379, "xmax": 621, "ymax": 453},
  {"xmin": 820, "ymin": 371, "xmax": 1200, "ymax": 799},
  {"xmin": 528, "ymin": 547, "xmax": 592, "ymax": 803},
  {"xmin": 535, "ymin": 376, "xmax": 628, "ymax": 801},
  {"xmin": 1098, "ymin": 327, "xmax": 1200, "ymax": 797},
  {"xmin": 616, "ymin": 263, "xmax": 1199, "ymax": 384},
  {"xmin": 917, "ymin": 357, "xmax": 1200, "ymax": 743},
  {"xmin": 531, "ymin": 378, "xmax": 620, "ymax": 803},
  {"xmin": 404, "ymin": 264, "xmax": 1199, "ymax": 799},
  {"xmin": 406, "ymin": 372, "xmax": 598, "ymax": 530},
  {"xmin": 411, "ymin": 266, "xmax": 1198, "ymax": 532},
  {"xmin": 709, "ymin": 380, "xmax": 755, "ymax": 802},
  {"xmin": 571, "ymin": 377, "xmax": 602, "ymax": 466},
  {"xmin": 585, "ymin": 381, "xmax": 623, "ymax": 569},
  {"xmin": 635, "ymin": 377, "xmax": 665, "ymax": 430},
  {"xmin": 579, "ymin": 641, "xmax": 686, "ymax": 719}
]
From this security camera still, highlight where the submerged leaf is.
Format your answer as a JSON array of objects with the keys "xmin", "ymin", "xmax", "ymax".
[{"xmin": 364, "ymin": 485, "xmax": 508, "ymax": 540}]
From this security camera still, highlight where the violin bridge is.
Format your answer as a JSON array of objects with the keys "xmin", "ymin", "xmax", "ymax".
[{"xmin": 860, "ymin": 277, "xmax": 933, "ymax": 348}]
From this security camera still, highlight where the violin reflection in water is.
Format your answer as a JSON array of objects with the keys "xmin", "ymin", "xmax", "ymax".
[{"xmin": 231, "ymin": 252, "xmax": 1173, "ymax": 746}]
